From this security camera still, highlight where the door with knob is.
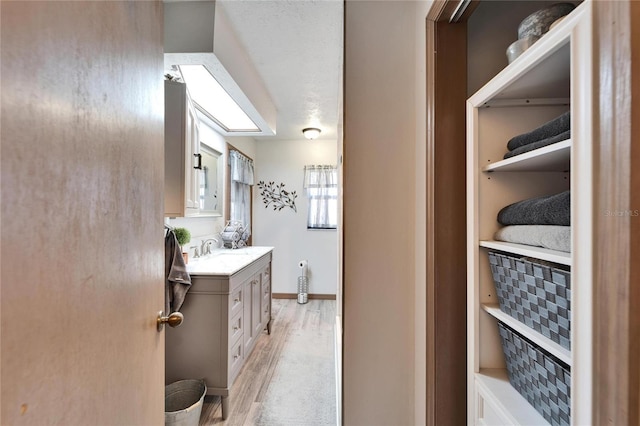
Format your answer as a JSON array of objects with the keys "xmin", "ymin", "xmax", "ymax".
[{"xmin": 1, "ymin": 2, "xmax": 165, "ymax": 424}]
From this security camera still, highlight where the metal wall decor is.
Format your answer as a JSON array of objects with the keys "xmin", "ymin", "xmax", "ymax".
[{"xmin": 257, "ymin": 181, "xmax": 297, "ymax": 212}]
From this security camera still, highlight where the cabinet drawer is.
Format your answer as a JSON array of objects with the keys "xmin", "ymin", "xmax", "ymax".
[
  {"xmin": 229, "ymin": 286, "xmax": 243, "ymax": 318},
  {"xmin": 261, "ymin": 264, "xmax": 270, "ymax": 282},
  {"xmin": 262, "ymin": 295, "xmax": 271, "ymax": 325},
  {"xmin": 475, "ymin": 384, "xmax": 510, "ymax": 426},
  {"xmin": 229, "ymin": 311, "xmax": 243, "ymax": 345},
  {"xmin": 228, "ymin": 338, "xmax": 244, "ymax": 384},
  {"xmin": 261, "ymin": 279, "xmax": 271, "ymax": 297}
]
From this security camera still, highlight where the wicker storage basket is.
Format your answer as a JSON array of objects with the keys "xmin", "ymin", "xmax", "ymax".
[
  {"xmin": 498, "ymin": 321, "xmax": 571, "ymax": 426},
  {"xmin": 488, "ymin": 251, "xmax": 571, "ymax": 349}
]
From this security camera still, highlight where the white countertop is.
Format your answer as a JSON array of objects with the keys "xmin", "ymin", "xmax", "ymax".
[{"xmin": 185, "ymin": 246, "xmax": 273, "ymax": 276}]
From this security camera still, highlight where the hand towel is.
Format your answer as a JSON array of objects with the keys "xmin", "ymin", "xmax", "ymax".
[
  {"xmin": 503, "ymin": 130, "xmax": 570, "ymax": 159},
  {"xmin": 507, "ymin": 111, "xmax": 570, "ymax": 151},
  {"xmin": 165, "ymin": 229, "xmax": 192, "ymax": 314},
  {"xmin": 498, "ymin": 190, "xmax": 570, "ymax": 226}
]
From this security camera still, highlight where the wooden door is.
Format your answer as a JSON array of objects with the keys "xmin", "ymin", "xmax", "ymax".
[{"xmin": 1, "ymin": 2, "xmax": 165, "ymax": 424}]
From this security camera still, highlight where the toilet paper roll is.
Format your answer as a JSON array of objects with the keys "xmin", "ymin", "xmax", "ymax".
[{"xmin": 298, "ymin": 260, "xmax": 308, "ymax": 277}]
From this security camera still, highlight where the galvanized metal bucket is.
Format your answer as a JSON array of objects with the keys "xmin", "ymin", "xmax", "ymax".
[{"xmin": 165, "ymin": 379, "xmax": 207, "ymax": 426}]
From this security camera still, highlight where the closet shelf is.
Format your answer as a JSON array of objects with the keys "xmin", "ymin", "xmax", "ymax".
[
  {"xmin": 482, "ymin": 304, "xmax": 571, "ymax": 365},
  {"xmin": 467, "ymin": 7, "xmax": 583, "ymax": 108},
  {"xmin": 483, "ymin": 140, "xmax": 571, "ymax": 172},
  {"xmin": 479, "ymin": 240, "xmax": 571, "ymax": 266},
  {"xmin": 476, "ymin": 369, "xmax": 549, "ymax": 426}
]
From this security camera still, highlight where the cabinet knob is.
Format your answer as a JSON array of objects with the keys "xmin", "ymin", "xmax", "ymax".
[
  {"xmin": 234, "ymin": 297, "xmax": 241, "ymax": 303},
  {"xmin": 157, "ymin": 311, "xmax": 184, "ymax": 332}
]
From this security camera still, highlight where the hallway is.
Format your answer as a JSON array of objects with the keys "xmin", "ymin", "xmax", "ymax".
[{"xmin": 198, "ymin": 299, "xmax": 337, "ymax": 425}]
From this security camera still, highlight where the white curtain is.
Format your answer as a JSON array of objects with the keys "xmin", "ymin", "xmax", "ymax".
[
  {"xmin": 304, "ymin": 165, "xmax": 338, "ymax": 229},
  {"xmin": 229, "ymin": 150, "xmax": 254, "ymax": 237}
]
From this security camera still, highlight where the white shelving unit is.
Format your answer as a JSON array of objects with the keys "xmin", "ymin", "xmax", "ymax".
[{"xmin": 466, "ymin": 2, "xmax": 593, "ymax": 425}]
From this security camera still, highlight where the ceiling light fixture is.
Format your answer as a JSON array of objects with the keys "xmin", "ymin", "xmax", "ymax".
[{"xmin": 302, "ymin": 127, "xmax": 321, "ymax": 140}]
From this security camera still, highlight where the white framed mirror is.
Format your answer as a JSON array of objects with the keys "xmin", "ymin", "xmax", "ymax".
[{"xmin": 198, "ymin": 143, "xmax": 223, "ymax": 216}]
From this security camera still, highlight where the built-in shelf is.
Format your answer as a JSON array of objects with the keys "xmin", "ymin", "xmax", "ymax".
[
  {"xmin": 482, "ymin": 304, "xmax": 571, "ymax": 365},
  {"xmin": 476, "ymin": 369, "xmax": 549, "ymax": 426},
  {"xmin": 479, "ymin": 240, "xmax": 571, "ymax": 266},
  {"xmin": 468, "ymin": 17, "xmax": 577, "ymax": 106},
  {"xmin": 467, "ymin": 3, "xmax": 593, "ymax": 423},
  {"xmin": 483, "ymin": 140, "xmax": 571, "ymax": 172}
]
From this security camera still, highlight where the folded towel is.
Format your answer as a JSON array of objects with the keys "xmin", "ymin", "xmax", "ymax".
[
  {"xmin": 507, "ymin": 111, "xmax": 570, "ymax": 151},
  {"xmin": 504, "ymin": 130, "xmax": 571, "ymax": 159},
  {"xmin": 494, "ymin": 225, "xmax": 571, "ymax": 252},
  {"xmin": 165, "ymin": 229, "xmax": 192, "ymax": 314},
  {"xmin": 220, "ymin": 231, "xmax": 240, "ymax": 242},
  {"xmin": 498, "ymin": 190, "xmax": 570, "ymax": 226}
]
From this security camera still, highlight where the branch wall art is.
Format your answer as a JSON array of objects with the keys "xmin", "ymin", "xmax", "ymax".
[{"xmin": 257, "ymin": 181, "xmax": 297, "ymax": 212}]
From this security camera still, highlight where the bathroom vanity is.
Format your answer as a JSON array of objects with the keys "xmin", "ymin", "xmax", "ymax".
[{"xmin": 165, "ymin": 246, "xmax": 273, "ymax": 420}]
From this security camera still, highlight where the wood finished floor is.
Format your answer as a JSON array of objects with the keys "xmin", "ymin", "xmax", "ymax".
[{"xmin": 198, "ymin": 299, "xmax": 336, "ymax": 425}]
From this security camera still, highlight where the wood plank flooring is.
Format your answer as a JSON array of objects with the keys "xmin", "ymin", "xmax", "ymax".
[{"xmin": 198, "ymin": 299, "xmax": 337, "ymax": 425}]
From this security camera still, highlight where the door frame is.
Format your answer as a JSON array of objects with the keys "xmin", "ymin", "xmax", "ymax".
[{"xmin": 425, "ymin": 0, "xmax": 639, "ymax": 424}]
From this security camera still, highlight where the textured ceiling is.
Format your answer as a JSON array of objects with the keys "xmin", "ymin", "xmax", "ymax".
[{"xmin": 218, "ymin": 0, "xmax": 343, "ymax": 141}]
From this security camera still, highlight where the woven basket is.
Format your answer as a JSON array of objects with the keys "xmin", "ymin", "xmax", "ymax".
[
  {"xmin": 498, "ymin": 322, "xmax": 571, "ymax": 426},
  {"xmin": 488, "ymin": 251, "xmax": 571, "ymax": 349}
]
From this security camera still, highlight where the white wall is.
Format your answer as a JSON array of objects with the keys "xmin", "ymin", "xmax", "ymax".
[
  {"xmin": 167, "ymin": 120, "xmax": 239, "ymax": 248},
  {"xmin": 253, "ymin": 139, "xmax": 338, "ymax": 296}
]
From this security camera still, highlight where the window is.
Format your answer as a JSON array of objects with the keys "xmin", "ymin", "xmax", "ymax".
[
  {"xmin": 303, "ymin": 165, "xmax": 338, "ymax": 229},
  {"xmin": 229, "ymin": 149, "xmax": 254, "ymax": 239}
]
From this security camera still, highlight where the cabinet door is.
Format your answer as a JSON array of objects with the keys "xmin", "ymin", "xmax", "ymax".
[
  {"xmin": 184, "ymin": 96, "xmax": 200, "ymax": 215},
  {"xmin": 164, "ymin": 81, "xmax": 200, "ymax": 217},
  {"xmin": 252, "ymin": 273, "xmax": 263, "ymax": 337},
  {"xmin": 261, "ymin": 265, "xmax": 271, "ymax": 328},
  {"xmin": 242, "ymin": 276, "xmax": 255, "ymax": 354}
]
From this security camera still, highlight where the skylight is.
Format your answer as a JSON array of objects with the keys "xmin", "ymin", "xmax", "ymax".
[{"xmin": 179, "ymin": 64, "xmax": 260, "ymax": 132}]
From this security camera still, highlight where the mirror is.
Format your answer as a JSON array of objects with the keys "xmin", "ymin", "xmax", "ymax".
[{"xmin": 198, "ymin": 143, "xmax": 223, "ymax": 216}]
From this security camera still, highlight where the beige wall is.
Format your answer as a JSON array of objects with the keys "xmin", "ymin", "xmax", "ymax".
[{"xmin": 343, "ymin": 2, "xmax": 420, "ymax": 424}]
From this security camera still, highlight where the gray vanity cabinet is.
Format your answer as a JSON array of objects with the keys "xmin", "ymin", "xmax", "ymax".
[{"xmin": 165, "ymin": 251, "xmax": 272, "ymax": 420}]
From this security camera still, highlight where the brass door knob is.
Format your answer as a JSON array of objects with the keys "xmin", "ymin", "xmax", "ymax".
[{"xmin": 157, "ymin": 311, "xmax": 184, "ymax": 331}]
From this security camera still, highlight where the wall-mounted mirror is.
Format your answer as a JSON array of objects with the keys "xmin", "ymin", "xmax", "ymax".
[{"xmin": 198, "ymin": 143, "xmax": 223, "ymax": 216}]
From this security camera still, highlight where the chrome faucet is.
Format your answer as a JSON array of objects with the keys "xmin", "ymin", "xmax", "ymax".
[{"xmin": 200, "ymin": 238, "xmax": 219, "ymax": 256}]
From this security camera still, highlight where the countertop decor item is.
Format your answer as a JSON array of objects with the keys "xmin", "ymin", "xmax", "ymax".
[
  {"xmin": 174, "ymin": 227, "xmax": 191, "ymax": 262},
  {"xmin": 517, "ymin": 3, "xmax": 576, "ymax": 40}
]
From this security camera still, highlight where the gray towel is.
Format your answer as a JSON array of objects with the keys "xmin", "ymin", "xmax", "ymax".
[
  {"xmin": 165, "ymin": 229, "xmax": 192, "ymax": 314},
  {"xmin": 498, "ymin": 190, "xmax": 570, "ymax": 226},
  {"xmin": 504, "ymin": 130, "xmax": 570, "ymax": 159},
  {"xmin": 507, "ymin": 111, "xmax": 570, "ymax": 151},
  {"xmin": 494, "ymin": 225, "xmax": 571, "ymax": 252}
]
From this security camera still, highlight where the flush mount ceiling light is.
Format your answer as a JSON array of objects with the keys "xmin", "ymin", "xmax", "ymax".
[
  {"xmin": 302, "ymin": 127, "xmax": 321, "ymax": 140},
  {"xmin": 179, "ymin": 64, "xmax": 259, "ymax": 132}
]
